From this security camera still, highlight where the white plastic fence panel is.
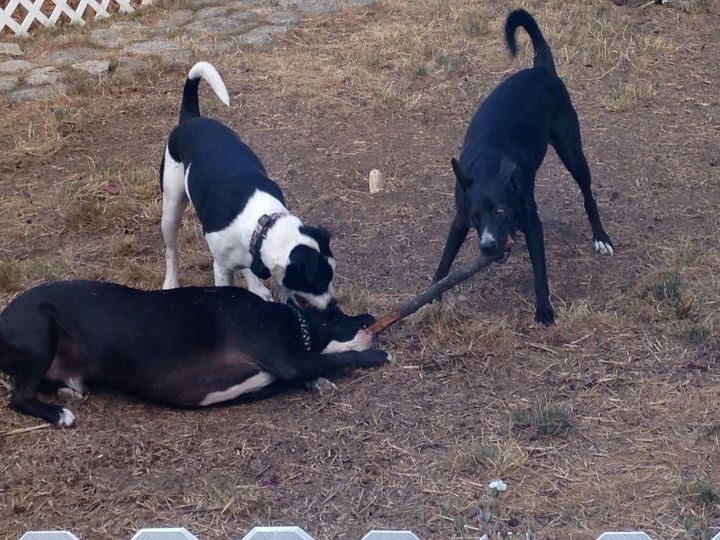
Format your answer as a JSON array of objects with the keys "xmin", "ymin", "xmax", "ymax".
[
  {"xmin": 711, "ymin": 533, "xmax": 720, "ymax": 540},
  {"xmin": 20, "ymin": 533, "xmax": 80, "ymax": 540},
  {"xmin": 131, "ymin": 528, "xmax": 199, "ymax": 540},
  {"xmin": 242, "ymin": 527, "xmax": 316, "ymax": 540},
  {"xmin": 596, "ymin": 534, "xmax": 652, "ymax": 540},
  {"xmin": 361, "ymin": 532, "xmax": 420, "ymax": 540}
]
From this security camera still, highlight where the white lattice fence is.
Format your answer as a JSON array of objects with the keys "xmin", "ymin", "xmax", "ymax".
[
  {"xmin": 0, "ymin": 0, "xmax": 154, "ymax": 36},
  {"xmin": 18, "ymin": 527, "xmax": 720, "ymax": 540}
]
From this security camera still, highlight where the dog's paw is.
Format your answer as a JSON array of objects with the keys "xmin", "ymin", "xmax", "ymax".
[
  {"xmin": 535, "ymin": 304, "xmax": 556, "ymax": 326},
  {"xmin": 358, "ymin": 350, "xmax": 390, "ymax": 368},
  {"xmin": 593, "ymin": 239, "xmax": 614, "ymax": 256},
  {"xmin": 311, "ymin": 377, "xmax": 338, "ymax": 395},
  {"xmin": 57, "ymin": 387, "xmax": 86, "ymax": 403},
  {"xmin": 57, "ymin": 408, "xmax": 76, "ymax": 428}
]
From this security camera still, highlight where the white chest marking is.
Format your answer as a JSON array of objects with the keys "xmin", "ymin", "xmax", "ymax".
[{"xmin": 199, "ymin": 371, "xmax": 276, "ymax": 406}]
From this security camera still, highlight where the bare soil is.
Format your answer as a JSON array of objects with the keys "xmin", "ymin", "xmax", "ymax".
[{"xmin": 1, "ymin": 1, "xmax": 719, "ymax": 538}]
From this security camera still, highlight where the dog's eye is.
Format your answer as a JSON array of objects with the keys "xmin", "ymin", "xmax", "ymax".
[{"xmin": 495, "ymin": 208, "xmax": 506, "ymax": 217}]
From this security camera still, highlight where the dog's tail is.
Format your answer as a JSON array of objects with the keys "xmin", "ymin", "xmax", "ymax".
[
  {"xmin": 179, "ymin": 61, "xmax": 230, "ymax": 123},
  {"xmin": 504, "ymin": 9, "xmax": 556, "ymax": 74}
]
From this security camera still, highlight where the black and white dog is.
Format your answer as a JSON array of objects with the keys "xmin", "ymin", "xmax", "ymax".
[
  {"xmin": 433, "ymin": 10, "xmax": 614, "ymax": 325},
  {"xmin": 0, "ymin": 281, "xmax": 387, "ymax": 427},
  {"xmin": 161, "ymin": 61, "xmax": 336, "ymax": 310}
]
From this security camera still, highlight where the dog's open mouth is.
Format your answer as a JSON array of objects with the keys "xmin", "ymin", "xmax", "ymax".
[
  {"xmin": 292, "ymin": 295, "xmax": 311, "ymax": 309},
  {"xmin": 499, "ymin": 235, "xmax": 515, "ymax": 263}
]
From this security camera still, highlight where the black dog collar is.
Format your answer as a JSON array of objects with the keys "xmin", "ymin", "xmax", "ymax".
[
  {"xmin": 289, "ymin": 303, "xmax": 312, "ymax": 352},
  {"xmin": 250, "ymin": 213, "xmax": 286, "ymax": 280}
]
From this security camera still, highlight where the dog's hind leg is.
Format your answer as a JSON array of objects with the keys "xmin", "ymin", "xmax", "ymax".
[
  {"xmin": 161, "ymin": 148, "xmax": 189, "ymax": 289},
  {"xmin": 433, "ymin": 215, "xmax": 470, "ymax": 286},
  {"xmin": 551, "ymin": 108, "xmax": 614, "ymax": 256}
]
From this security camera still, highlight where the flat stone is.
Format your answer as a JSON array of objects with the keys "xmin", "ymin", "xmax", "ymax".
[
  {"xmin": 185, "ymin": 12, "xmax": 260, "ymax": 36},
  {"xmin": 0, "ymin": 75, "xmax": 19, "ymax": 91},
  {"xmin": 267, "ymin": 10, "xmax": 301, "ymax": 26},
  {"xmin": 125, "ymin": 39, "xmax": 192, "ymax": 64},
  {"xmin": 346, "ymin": 0, "xmax": 375, "ymax": 5},
  {"xmin": 72, "ymin": 60, "xmax": 111, "ymax": 76},
  {"xmin": 26, "ymin": 66, "xmax": 64, "ymax": 86},
  {"xmin": 90, "ymin": 22, "xmax": 145, "ymax": 47},
  {"xmin": 0, "ymin": 42, "xmax": 23, "ymax": 56},
  {"xmin": 154, "ymin": 9, "xmax": 195, "ymax": 29},
  {"xmin": 240, "ymin": 25, "xmax": 289, "ymax": 47},
  {"xmin": 0, "ymin": 59, "xmax": 34, "ymax": 74},
  {"xmin": 278, "ymin": 0, "xmax": 339, "ymax": 15},
  {"xmin": 113, "ymin": 56, "xmax": 149, "ymax": 79},
  {"xmin": 9, "ymin": 84, "xmax": 68, "ymax": 102},
  {"xmin": 195, "ymin": 6, "xmax": 230, "ymax": 18},
  {"xmin": 41, "ymin": 47, "xmax": 104, "ymax": 67}
]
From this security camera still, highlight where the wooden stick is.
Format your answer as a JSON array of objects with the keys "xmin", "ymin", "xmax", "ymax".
[{"xmin": 368, "ymin": 241, "xmax": 512, "ymax": 335}]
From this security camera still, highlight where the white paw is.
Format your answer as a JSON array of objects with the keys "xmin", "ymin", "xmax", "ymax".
[
  {"xmin": 57, "ymin": 408, "xmax": 76, "ymax": 427},
  {"xmin": 386, "ymin": 352, "xmax": 393, "ymax": 363},
  {"xmin": 594, "ymin": 240, "xmax": 614, "ymax": 256},
  {"xmin": 312, "ymin": 377, "xmax": 338, "ymax": 394},
  {"xmin": 57, "ymin": 387, "xmax": 86, "ymax": 402}
]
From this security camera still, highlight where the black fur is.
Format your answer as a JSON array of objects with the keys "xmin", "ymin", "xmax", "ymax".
[{"xmin": 433, "ymin": 9, "xmax": 613, "ymax": 326}]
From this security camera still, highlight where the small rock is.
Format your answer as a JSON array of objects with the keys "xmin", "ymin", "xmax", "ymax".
[
  {"xmin": 113, "ymin": 57, "xmax": 149, "ymax": 79},
  {"xmin": 0, "ymin": 43, "xmax": 23, "ymax": 57},
  {"xmin": 267, "ymin": 10, "xmax": 301, "ymax": 26},
  {"xmin": 240, "ymin": 25, "xmax": 288, "ymax": 47},
  {"xmin": 368, "ymin": 169, "xmax": 383, "ymax": 193},
  {"xmin": 0, "ymin": 75, "xmax": 19, "ymax": 91},
  {"xmin": 26, "ymin": 66, "xmax": 64, "ymax": 86},
  {"xmin": 195, "ymin": 6, "xmax": 230, "ymax": 18},
  {"xmin": 41, "ymin": 47, "xmax": 104, "ymax": 67},
  {"xmin": 279, "ymin": 0, "xmax": 339, "ymax": 15},
  {"xmin": 9, "ymin": 84, "xmax": 68, "ymax": 102},
  {"xmin": 125, "ymin": 39, "xmax": 192, "ymax": 64},
  {"xmin": 185, "ymin": 12, "xmax": 260, "ymax": 36},
  {"xmin": 346, "ymin": 0, "xmax": 375, "ymax": 5},
  {"xmin": 72, "ymin": 60, "xmax": 111, "ymax": 76},
  {"xmin": 89, "ymin": 22, "xmax": 144, "ymax": 48},
  {"xmin": 154, "ymin": 9, "xmax": 195, "ymax": 29},
  {"xmin": 0, "ymin": 59, "xmax": 34, "ymax": 74}
]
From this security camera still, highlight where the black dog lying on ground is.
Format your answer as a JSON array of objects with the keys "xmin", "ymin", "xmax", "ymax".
[
  {"xmin": 433, "ymin": 9, "xmax": 614, "ymax": 325},
  {"xmin": 0, "ymin": 281, "xmax": 387, "ymax": 427}
]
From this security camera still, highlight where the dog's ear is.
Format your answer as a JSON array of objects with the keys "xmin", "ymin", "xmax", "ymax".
[
  {"xmin": 300, "ymin": 225, "xmax": 332, "ymax": 257},
  {"xmin": 499, "ymin": 158, "xmax": 517, "ymax": 184},
  {"xmin": 451, "ymin": 158, "xmax": 473, "ymax": 190}
]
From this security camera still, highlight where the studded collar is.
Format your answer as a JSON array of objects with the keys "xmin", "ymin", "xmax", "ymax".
[
  {"xmin": 249, "ymin": 212, "xmax": 287, "ymax": 279},
  {"xmin": 288, "ymin": 303, "xmax": 312, "ymax": 352}
]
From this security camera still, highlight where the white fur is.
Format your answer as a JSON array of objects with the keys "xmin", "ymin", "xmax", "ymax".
[
  {"xmin": 199, "ymin": 371, "xmax": 275, "ymax": 406},
  {"xmin": 161, "ymin": 148, "xmax": 189, "ymax": 290},
  {"xmin": 187, "ymin": 61, "xmax": 230, "ymax": 107},
  {"xmin": 594, "ymin": 240, "xmax": 614, "ymax": 256},
  {"xmin": 480, "ymin": 228, "xmax": 496, "ymax": 247},
  {"xmin": 57, "ymin": 408, "xmax": 75, "ymax": 427},
  {"xmin": 240, "ymin": 268, "xmax": 273, "ymax": 301},
  {"xmin": 322, "ymin": 329, "xmax": 373, "ymax": 354},
  {"xmin": 57, "ymin": 378, "xmax": 87, "ymax": 402}
]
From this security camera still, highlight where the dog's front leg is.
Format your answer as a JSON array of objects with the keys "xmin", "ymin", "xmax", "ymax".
[
  {"xmin": 524, "ymin": 210, "xmax": 555, "ymax": 326},
  {"xmin": 433, "ymin": 215, "xmax": 470, "ymax": 286},
  {"xmin": 213, "ymin": 261, "xmax": 235, "ymax": 287},
  {"xmin": 240, "ymin": 269, "xmax": 273, "ymax": 302}
]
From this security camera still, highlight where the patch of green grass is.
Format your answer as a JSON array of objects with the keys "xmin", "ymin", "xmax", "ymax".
[
  {"xmin": 678, "ymin": 324, "xmax": 711, "ymax": 343},
  {"xmin": 513, "ymin": 402, "xmax": 573, "ymax": 437},
  {"xmin": 413, "ymin": 65, "xmax": 428, "ymax": 77},
  {"xmin": 0, "ymin": 260, "xmax": 23, "ymax": 292},
  {"xmin": 691, "ymin": 480, "xmax": 719, "ymax": 506},
  {"xmin": 642, "ymin": 272, "xmax": 692, "ymax": 319}
]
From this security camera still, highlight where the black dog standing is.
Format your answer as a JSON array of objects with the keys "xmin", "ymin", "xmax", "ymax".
[{"xmin": 434, "ymin": 9, "xmax": 614, "ymax": 325}]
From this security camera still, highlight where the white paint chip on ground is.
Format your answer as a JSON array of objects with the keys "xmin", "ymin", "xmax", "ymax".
[{"xmin": 368, "ymin": 168, "xmax": 383, "ymax": 193}]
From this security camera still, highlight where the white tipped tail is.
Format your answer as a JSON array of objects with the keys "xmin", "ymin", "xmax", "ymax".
[{"xmin": 188, "ymin": 61, "xmax": 230, "ymax": 107}]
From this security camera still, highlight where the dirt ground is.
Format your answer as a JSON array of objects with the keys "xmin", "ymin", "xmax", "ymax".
[{"xmin": 1, "ymin": 0, "xmax": 719, "ymax": 538}]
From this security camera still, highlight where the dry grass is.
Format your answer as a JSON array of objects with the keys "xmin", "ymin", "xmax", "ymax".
[{"xmin": 0, "ymin": 0, "xmax": 719, "ymax": 539}]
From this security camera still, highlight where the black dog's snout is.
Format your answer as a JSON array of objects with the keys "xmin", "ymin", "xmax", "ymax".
[{"xmin": 480, "ymin": 240, "xmax": 498, "ymax": 254}]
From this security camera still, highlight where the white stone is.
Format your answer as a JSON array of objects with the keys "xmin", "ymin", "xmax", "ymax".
[
  {"xmin": 9, "ymin": 84, "xmax": 67, "ymax": 102},
  {"xmin": 72, "ymin": 60, "xmax": 111, "ymax": 76},
  {"xmin": 361, "ymin": 533, "xmax": 420, "ymax": 540},
  {"xmin": 368, "ymin": 168, "xmax": 383, "ymax": 193},
  {"xmin": 26, "ymin": 67, "xmax": 64, "ymax": 86},
  {"xmin": 240, "ymin": 25, "xmax": 288, "ymax": 47},
  {"xmin": 125, "ymin": 40, "xmax": 192, "ymax": 63},
  {"xmin": 278, "ymin": 0, "xmax": 339, "ymax": 15},
  {"xmin": 113, "ymin": 57, "xmax": 149, "ymax": 79},
  {"xmin": 0, "ymin": 42, "xmax": 23, "ymax": 56},
  {"xmin": 41, "ymin": 47, "xmax": 104, "ymax": 66},
  {"xmin": 0, "ymin": 75, "xmax": 19, "ymax": 91},
  {"xmin": 596, "ymin": 534, "xmax": 652, "ymax": 540},
  {"xmin": 0, "ymin": 59, "xmax": 33, "ymax": 74}
]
